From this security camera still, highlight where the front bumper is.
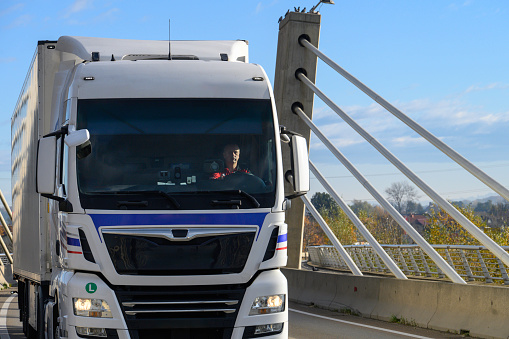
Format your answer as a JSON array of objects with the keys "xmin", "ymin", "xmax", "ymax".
[{"xmin": 59, "ymin": 269, "xmax": 288, "ymax": 339}]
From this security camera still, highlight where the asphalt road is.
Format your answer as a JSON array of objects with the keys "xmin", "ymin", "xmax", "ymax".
[
  {"xmin": 288, "ymin": 302, "xmax": 470, "ymax": 339},
  {"xmin": 0, "ymin": 288, "xmax": 470, "ymax": 339}
]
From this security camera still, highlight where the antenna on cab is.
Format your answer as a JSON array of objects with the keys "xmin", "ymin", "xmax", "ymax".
[{"xmin": 168, "ymin": 19, "xmax": 172, "ymax": 60}]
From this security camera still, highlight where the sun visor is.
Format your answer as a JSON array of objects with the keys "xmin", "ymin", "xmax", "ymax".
[{"xmin": 56, "ymin": 36, "xmax": 249, "ymax": 63}]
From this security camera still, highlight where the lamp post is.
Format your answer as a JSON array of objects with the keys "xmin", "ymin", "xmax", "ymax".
[{"xmin": 309, "ymin": 0, "xmax": 335, "ymax": 13}]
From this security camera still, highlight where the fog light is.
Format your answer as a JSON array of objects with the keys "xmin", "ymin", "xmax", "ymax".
[
  {"xmin": 249, "ymin": 294, "xmax": 285, "ymax": 315},
  {"xmin": 76, "ymin": 326, "xmax": 107, "ymax": 337},
  {"xmin": 254, "ymin": 322, "xmax": 284, "ymax": 335},
  {"xmin": 73, "ymin": 298, "xmax": 112, "ymax": 318}
]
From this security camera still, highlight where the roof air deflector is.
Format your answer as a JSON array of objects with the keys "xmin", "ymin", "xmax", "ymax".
[{"xmin": 122, "ymin": 54, "xmax": 199, "ymax": 61}]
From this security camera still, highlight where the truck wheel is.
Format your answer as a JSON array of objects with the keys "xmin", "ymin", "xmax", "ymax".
[
  {"xmin": 53, "ymin": 303, "xmax": 60, "ymax": 339},
  {"xmin": 26, "ymin": 322, "xmax": 36, "ymax": 339},
  {"xmin": 36, "ymin": 286, "xmax": 46, "ymax": 339}
]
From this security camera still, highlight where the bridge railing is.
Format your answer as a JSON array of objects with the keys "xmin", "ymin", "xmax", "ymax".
[{"xmin": 309, "ymin": 244, "xmax": 509, "ymax": 284}]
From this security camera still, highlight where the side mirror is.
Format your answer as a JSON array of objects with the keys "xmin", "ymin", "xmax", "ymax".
[
  {"xmin": 37, "ymin": 137, "xmax": 57, "ymax": 194},
  {"xmin": 65, "ymin": 129, "xmax": 90, "ymax": 147},
  {"xmin": 288, "ymin": 135, "xmax": 310, "ymax": 193}
]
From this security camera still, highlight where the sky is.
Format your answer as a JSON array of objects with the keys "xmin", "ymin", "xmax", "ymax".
[{"xmin": 0, "ymin": 0, "xmax": 508, "ymax": 206}]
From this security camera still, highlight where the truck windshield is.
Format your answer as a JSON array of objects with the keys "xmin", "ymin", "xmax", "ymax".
[{"xmin": 76, "ymin": 98, "xmax": 277, "ymax": 210}]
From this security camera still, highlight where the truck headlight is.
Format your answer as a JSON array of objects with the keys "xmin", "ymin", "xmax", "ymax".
[
  {"xmin": 73, "ymin": 298, "xmax": 112, "ymax": 318},
  {"xmin": 249, "ymin": 294, "xmax": 285, "ymax": 315}
]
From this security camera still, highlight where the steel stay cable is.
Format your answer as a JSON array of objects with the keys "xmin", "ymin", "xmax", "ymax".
[
  {"xmin": 299, "ymin": 37, "xmax": 509, "ymax": 203},
  {"xmin": 0, "ymin": 191, "xmax": 12, "ymax": 221},
  {"xmin": 0, "ymin": 191, "xmax": 12, "ymax": 243},
  {"xmin": 294, "ymin": 105, "xmax": 465, "ymax": 284},
  {"xmin": 301, "ymin": 194, "xmax": 363, "ymax": 276},
  {"xmin": 296, "ymin": 71, "xmax": 509, "ymax": 274}
]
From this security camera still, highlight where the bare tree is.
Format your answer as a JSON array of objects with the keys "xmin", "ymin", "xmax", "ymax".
[{"xmin": 385, "ymin": 181, "xmax": 420, "ymax": 214}]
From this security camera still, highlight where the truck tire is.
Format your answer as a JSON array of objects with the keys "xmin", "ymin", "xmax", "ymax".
[{"xmin": 36, "ymin": 285, "xmax": 45, "ymax": 339}]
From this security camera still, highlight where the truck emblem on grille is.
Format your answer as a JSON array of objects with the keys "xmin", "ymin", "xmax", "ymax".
[{"xmin": 86, "ymin": 283, "xmax": 97, "ymax": 294}]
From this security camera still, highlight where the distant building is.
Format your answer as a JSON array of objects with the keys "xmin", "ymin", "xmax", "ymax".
[{"xmin": 404, "ymin": 214, "xmax": 429, "ymax": 234}]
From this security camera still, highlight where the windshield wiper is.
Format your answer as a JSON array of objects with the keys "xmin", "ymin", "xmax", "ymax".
[
  {"xmin": 91, "ymin": 190, "xmax": 181, "ymax": 209},
  {"xmin": 201, "ymin": 190, "xmax": 260, "ymax": 208}
]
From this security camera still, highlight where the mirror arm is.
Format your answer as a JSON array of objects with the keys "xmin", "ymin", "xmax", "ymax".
[
  {"xmin": 43, "ymin": 125, "xmax": 68, "ymax": 139},
  {"xmin": 285, "ymin": 192, "xmax": 306, "ymax": 200},
  {"xmin": 41, "ymin": 194, "xmax": 73, "ymax": 212},
  {"xmin": 279, "ymin": 125, "xmax": 302, "ymax": 138}
]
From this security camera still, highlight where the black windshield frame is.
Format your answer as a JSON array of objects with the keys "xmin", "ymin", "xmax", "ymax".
[{"xmin": 76, "ymin": 98, "xmax": 277, "ymax": 210}]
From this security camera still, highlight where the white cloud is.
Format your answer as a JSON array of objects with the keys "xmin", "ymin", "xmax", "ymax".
[
  {"xmin": 449, "ymin": 0, "xmax": 474, "ymax": 10},
  {"xmin": 256, "ymin": 2, "xmax": 263, "ymax": 14},
  {"xmin": 62, "ymin": 0, "xmax": 94, "ymax": 18},
  {"xmin": 464, "ymin": 82, "xmax": 509, "ymax": 94},
  {"xmin": 0, "ymin": 3, "xmax": 25, "ymax": 17},
  {"xmin": 308, "ymin": 94, "xmax": 509, "ymax": 154},
  {"xmin": 255, "ymin": 0, "xmax": 279, "ymax": 14},
  {"xmin": 94, "ymin": 8, "xmax": 119, "ymax": 22},
  {"xmin": 391, "ymin": 136, "xmax": 426, "ymax": 147},
  {"xmin": 0, "ymin": 57, "xmax": 16, "ymax": 64},
  {"xmin": 6, "ymin": 14, "xmax": 32, "ymax": 29}
]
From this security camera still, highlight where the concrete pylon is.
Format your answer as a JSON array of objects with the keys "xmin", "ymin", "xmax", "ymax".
[{"xmin": 274, "ymin": 11, "xmax": 321, "ymax": 269}]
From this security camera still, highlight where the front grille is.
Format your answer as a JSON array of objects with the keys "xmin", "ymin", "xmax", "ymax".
[
  {"xmin": 114, "ymin": 285, "xmax": 246, "ymax": 339},
  {"xmin": 132, "ymin": 328, "xmax": 233, "ymax": 339},
  {"xmin": 103, "ymin": 230, "xmax": 255, "ymax": 275}
]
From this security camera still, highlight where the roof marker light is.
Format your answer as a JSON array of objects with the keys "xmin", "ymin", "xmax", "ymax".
[{"xmin": 83, "ymin": 77, "xmax": 95, "ymax": 81}]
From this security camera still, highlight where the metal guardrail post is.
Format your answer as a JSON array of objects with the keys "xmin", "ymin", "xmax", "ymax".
[
  {"xmin": 495, "ymin": 257, "xmax": 509, "ymax": 285},
  {"xmin": 397, "ymin": 247, "xmax": 411, "ymax": 275},
  {"xmin": 418, "ymin": 248, "xmax": 432, "ymax": 277},
  {"xmin": 459, "ymin": 250, "xmax": 474, "ymax": 281},
  {"xmin": 408, "ymin": 250, "xmax": 421, "ymax": 276},
  {"xmin": 476, "ymin": 249, "xmax": 493, "ymax": 283},
  {"xmin": 444, "ymin": 247, "xmax": 455, "ymax": 268},
  {"xmin": 349, "ymin": 249, "xmax": 363, "ymax": 270}
]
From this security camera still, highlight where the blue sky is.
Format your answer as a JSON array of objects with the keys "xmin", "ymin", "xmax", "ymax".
[{"xmin": 0, "ymin": 0, "xmax": 508, "ymax": 205}]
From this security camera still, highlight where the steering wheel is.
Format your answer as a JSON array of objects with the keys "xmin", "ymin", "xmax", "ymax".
[{"xmin": 223, "ymin": 171, "xmax": 266, "ymax": 191}]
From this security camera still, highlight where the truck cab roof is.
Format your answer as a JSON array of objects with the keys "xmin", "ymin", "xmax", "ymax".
[{"xmin": 72, "ymin": 60, "xmax": 271, "ymax": 100}]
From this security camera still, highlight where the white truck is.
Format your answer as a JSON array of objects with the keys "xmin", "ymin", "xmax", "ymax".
[{"xmin": 11, "ymin": 36, "xmax": 309, "ymax": 339}]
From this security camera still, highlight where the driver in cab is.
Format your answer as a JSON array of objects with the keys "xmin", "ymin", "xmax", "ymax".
[{"xmin": 210, "ymin": 144, "xmax": 250, "ymax": 179}]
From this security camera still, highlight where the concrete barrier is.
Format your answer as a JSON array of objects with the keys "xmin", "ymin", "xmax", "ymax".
[
  {"xmin": 283, "ymin": 268, "xmax": 336, "ymax": 308},
  {"xmin": 372, "ymin": 278, "xmax": 439, "ymax": 328},
  {"xmin": 329, "ymin": 273, "xmax": 380, "ymax": 317},
  {"xmin": 0, "ymin": 264, "xmax": 14, "ymax": 286},
  {"xmin": 282, "ymin": 268, "xmax": 509, "ymax": 339},
  {"xmin": 429, "ymin": 282, "xmax": 509, "ymax": 339}
]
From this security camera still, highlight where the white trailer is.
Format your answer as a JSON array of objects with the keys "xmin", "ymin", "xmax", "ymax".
[{"xmin": 12, "ymin": 36, "xmax": 309, "ymax": 339}]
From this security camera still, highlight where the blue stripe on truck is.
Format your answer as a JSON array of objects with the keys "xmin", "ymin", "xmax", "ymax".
[
  {"xmin": 67, "ymin": 237, "xmax": 81, "ymax": 247},
  {"xmin": 90, "ymin": 212, "xmax": 269, "ymax": 242}
]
